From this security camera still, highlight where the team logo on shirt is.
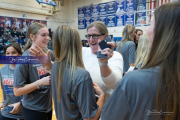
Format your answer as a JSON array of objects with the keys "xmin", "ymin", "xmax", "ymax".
[
  {"xmin": 3, "ymin": 78, "xmax": 14, "ymax": 95},
  {"xmin": 37, "ymin": 66, "xmax": 50, "ymax": 79}
]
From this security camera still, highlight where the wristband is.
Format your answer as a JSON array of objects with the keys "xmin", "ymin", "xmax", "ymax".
[
  {"xmin": 36, "ymin": 81, "xmax": 40, "ymax": 89},
  {"xmin": 98, "ymin": 61, "xmax": 108, "ymax": 66},
  {"xmin": 1, "ymin": 102, "xmax": 4, "ymax": 103}
]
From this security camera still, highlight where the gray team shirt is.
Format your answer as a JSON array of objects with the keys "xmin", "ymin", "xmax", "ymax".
[
  {"xmin": 119, "ymin": 41, "xmax": 136, "ymax": 73},
  {"xmin": 101, "ymin": 67, "xmax": 159, "ymax": 120},
  {"xmin": 0, "ymin": 65, "xmax": 23, "ymax": 119},
  {"xmin": 13, "ymin": 49, "xmax": 54, "ymax": 113},
  {"xmin": 51, "ymin": 62, "xmax": 98, "ymax": 120}
]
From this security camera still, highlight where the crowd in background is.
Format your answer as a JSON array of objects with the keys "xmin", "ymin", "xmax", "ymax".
[{"xmin": 0, "ymin": 23, "xmax": 53, "ymax": 55}]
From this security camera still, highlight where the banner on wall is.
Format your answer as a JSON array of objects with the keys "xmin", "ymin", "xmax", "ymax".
[
  {"xmin": 99, "ymin": 3, "xmax": 107, "ymax": 16},
  {"xmin": 116, "ymin": 13, "xmax": 124, "ymax": 26},
  {"xmin": 0, "ymin": 16, "xmax": 47, "ymax": 29},
  {"xmin": 107, "ymin": 1, "xmax": 116, "ymax": 14},
  {"xmin": 116, "ymin": 0, "xmax": 125, "ymax": 13},
  {"xmin": 125, "ymin": 0, "xmax": 136, "ymax": 12},
  {"xmin": 78, "ymin": 17, "xmax": 85, "ymax": 29},
  {"xmin": 125, "ymin": 12, "xmax": 134, "ymax": 25},
  {"xmin": 136, "ymin": 0, "xmax": 146, "ymax": 25},
  {"xmin": 78, "ymin": 7, "xmax": 85, "ymax": 18},
  {"xmin": 84, "ymin": 5, "xmax": 92, "ymax": 17},
  {"xmin": 92, "ymin": 4, "xmax": 99, "ymax": 17},
  {"xmin": 98, "ymin": 16, "xmax": 107, "ymax": 26},
  {"xmin": 91, "ymin": 17, "xmax": 99, "ymax": 23},
  {"xmin": 107, "ymin": 14, "xmax": 116, "ymax": 27},
  {"xmin": 85, "ymin": 17, "xmax": 91, "ymax": 28}
]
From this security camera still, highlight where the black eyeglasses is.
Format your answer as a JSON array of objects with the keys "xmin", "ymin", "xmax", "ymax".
[{"xmin": 85, "ymin": 34, "xmax": 105, "ymax": 39}]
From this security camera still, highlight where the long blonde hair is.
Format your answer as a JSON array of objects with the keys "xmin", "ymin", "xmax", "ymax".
[
  {"xmin": 116, "ymin": 24, "xmax": 135, "ymax": 51},
  {"xmin": 134, "ymin": 35, "xmax": 149, "ymax": 69},
  {"xmin": 24, "ymin": 22, "xmax": 46, "ymax": 52},
  {"xmin": 143, "ymin": 2, "xmax": 180, "ymax": 120},
  {"xmin": 53, "ymin": 25, "xmax": 85, "ymax": 102}
]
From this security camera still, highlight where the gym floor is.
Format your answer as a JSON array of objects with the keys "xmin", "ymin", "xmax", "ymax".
[{"xmin": 0, "ymin": 64, "xmax": 57, "ymax": 120}]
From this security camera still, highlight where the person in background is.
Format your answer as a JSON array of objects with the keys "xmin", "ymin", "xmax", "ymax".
[
  {"xmin": 4, "ymin": 17, "xmax": 11, "ymax": 28},
  {"xmin": 101, "ymin": 2, "xmax": 180, "ymax": 120},
  {"xmin": 0, "ymin": 24, "xmax": 4, "ymax": 37},
  {"xmin": 134, "ymin": 29, "xmax": 143, "ymax": 47},
  {"xmin": 116, "ymin": 24, "xmax": 136, "ymax": 74},
  {"xmin": 0, "ymin": 43, "xmax": 24, "ymax": 120},
  {"xmin": 134, "ymin": 35, "xmax": 149, "ymax": 69}
]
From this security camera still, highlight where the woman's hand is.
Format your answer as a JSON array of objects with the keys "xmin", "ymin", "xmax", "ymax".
[
  {"xmin": 98, "ymin": 39, "xmax": 116, "ymax": 63},
  {"xmin": 93, "ymin": 83, "xmax": 105, "ymax": 97},
  {"xmin": 29, "ymin": 44, "xmax": 52, "ymax": 70},
  {"xmin": 38, "ymin": 76, "xmax": 51, "ymax": 86},
  {"xmin": 8, "ymin": 102, "xmax": 22, "ymax": 114}
]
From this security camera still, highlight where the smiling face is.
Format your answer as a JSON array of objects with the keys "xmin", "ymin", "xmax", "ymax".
[
  {"xmin": 87, "ymin": 26, "xmax": 107, "ymax": 54},
  {"xmin": 31, "ymin": 28, "xmax": 50, "ymax": 49}
]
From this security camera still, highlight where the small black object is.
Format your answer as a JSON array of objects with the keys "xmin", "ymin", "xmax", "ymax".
[
  {"xmin": 8, "ymin": 106, "xmax": 14, "ymax": 112},
  {"xmin": 97, "ymin": 37, "xmax": 112, "ymax": 58}
]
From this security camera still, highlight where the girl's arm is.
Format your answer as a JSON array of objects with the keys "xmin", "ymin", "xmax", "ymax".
[{"xmin": 13, "ymin": 76, "xmax": 51, "ymax": 96}]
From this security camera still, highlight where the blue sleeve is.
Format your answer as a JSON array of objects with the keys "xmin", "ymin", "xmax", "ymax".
[
  {"xmin": 128, "ymin": 43, "xmax": 136, "ymax": 64},
  {"xmin": 73, "ymin": 78, "xmax": 98, "ymax": 119}
]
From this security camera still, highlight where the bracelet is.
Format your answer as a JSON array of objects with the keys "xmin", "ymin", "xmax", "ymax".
[
  {"xmin": 98, "ymin": 61, "xmax": 108, "ymax": 66},
  {"xmin": 1, "ymin": 102, "xmax": 4, "ymax": 103},
  {"xmin": 36, "ymin": 81, "xmax": 40, "ymax": 89}
]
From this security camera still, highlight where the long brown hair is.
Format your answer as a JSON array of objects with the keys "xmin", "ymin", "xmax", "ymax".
[
  {"xmin": 116, "ymin": 24, "xmax": 135, "ymax": 51},
  {"xmin": 24, "ymin": 22, "xmax": 46, "ymax": 51},
  {"xmin": 143, "ymin": 2, "xmax": 180, "ymax": 120},
  {"xmin": 53, "ymin": 25, "xmax": 85, "ymax": 102}
]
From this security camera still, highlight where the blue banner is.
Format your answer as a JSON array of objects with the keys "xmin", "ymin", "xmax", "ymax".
[
  {"xmin": 136, "ymin": 0, "xmax": 146, "ymax": 25},
  {"xmin": 125, "ymin": 12, "xmax": 134, "ymax": 25},
  {"xmin": 125, "ymin": 0, "xmax": 136, "ymax": 12},
  {"xmin": 107, "ymin": 14, "xmax": 116, "ymax": 27},
  {"xmin": 107, "ymin": 1, "xmax": 116, "ymax": 14},
  {"xmin": 84, "ymin": 5, "xmax": 92, "ymax": 17},
  {"xmin": 78, "ymin": 18, "xmax": 85, "ymax": 29},
  {"xmin": 116, "ymin": 13, "xmax": 124, "ymax": 26},
  {"xmin": 85, "ymin": 17, "xmax": 91, "ymax": 28},
  {"xmin": 98, "ymin": 16, "xmax": 107, "ymax": 26},
  {"xmin": 99, "ymin": 3, "xmax": 107, "ymax": 16},
  {"xmin": 116, "ymin": 0, "xmax": 125, "ymax": 13},
  {"xmin": 92, "ymin": 4, "xmax": 99, "ymax": 17},
  {"xmin": 91, "ymin": 17, "xmax": 99, "ymax": 23},
  {"xmin": 136, "ymin": 12, "xmax": 146, "ymax": 25},
  {"xmin": 78, "ymin": 7, "xmax": 85, "ymax": 18}
]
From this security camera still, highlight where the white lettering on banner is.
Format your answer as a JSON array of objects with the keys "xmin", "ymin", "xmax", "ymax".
[
  {"xmin": 127, "ymin": 18, "xmax": 133, "ymax": 20},
  {"xmin": 100, "ymin": 9, "xmax": 105, "ymax": 11},
  {"xmin": 109, "ymin": 8, "xmax": 113, "ymax": 10}
]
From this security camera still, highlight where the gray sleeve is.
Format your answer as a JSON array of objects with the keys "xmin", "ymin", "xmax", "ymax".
[
  {"xmin": 73, "ymin": 78, "xmax": 98, "ymax": 119},
  {"xmin": 128, "ymin": 43, "xmax": 136, "ymax": 64},
  {"xmin": 13, "ymin": 64, "xmax": 29, "ymax": 87},
  {"xmin": 101, "ymin": 75, "xmax": 132, "ymax": 120}
]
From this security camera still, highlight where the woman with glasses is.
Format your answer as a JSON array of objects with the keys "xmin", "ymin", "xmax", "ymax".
[
  {"xmin": 29, "ymin": 21, "xmax": 123, "ymax": 102},
  {"xmin": 83, "ymin": 21, "xmax": 123, "ymax": 101}
]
